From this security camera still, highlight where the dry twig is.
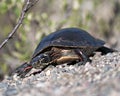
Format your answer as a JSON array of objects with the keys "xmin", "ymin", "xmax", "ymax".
[{"xmin": 0, "ymin": 0, "xmax": 39, "ymax": 49}]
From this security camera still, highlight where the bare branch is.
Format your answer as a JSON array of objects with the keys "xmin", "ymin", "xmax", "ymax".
[{"xmin": 0, "ymin": 0, "xmax": 39, "ymax": 49}]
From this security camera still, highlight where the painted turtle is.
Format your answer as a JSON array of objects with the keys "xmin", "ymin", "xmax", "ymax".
[{"xmin": 13, "ymin": 28, "xmax": 114, "ymax": 78}]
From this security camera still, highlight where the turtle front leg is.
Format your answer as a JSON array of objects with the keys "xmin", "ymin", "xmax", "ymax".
[
  {"xmin": 74, "ymin": 49, "xmax": 88, "ymax": 65},
  {"xmin": 13, "ymin": 62, "xmax": 33, "ymax": 78},
  {"xmin": 79, "ymin": 51, "xmax": 88, "ymax": 64}
]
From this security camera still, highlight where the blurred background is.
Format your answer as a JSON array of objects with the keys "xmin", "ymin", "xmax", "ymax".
[{"xmin": 0, "ymin": 0, "xmax": 120, "ymax": 81}]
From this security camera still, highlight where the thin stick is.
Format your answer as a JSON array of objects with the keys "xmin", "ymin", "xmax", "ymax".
[{"xmin": 0, "ymin": 0, "xmax": 39, "ymax": 49}]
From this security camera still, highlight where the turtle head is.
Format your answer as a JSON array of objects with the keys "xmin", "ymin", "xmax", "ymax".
[
  {"xmin": 31, "ymin": 52, "xmax": 51, "ymax": 69},
  {"xmin": 38, "ymin": 53, "xmax": 51, "ymax": 63},
  {"xmin": 12, "ymin": 53, "xmax": 51, "ymax": 78},
  {"xmin": 12, "ymin": 62, "xmax": 33, "ymax": 78}
]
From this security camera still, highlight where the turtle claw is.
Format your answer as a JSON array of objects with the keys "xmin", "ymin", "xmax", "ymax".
[{"xmin": 13, "ymin": 62, "xmax": 33, "ymax": 78}]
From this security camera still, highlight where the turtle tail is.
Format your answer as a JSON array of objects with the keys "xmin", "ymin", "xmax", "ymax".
[{"xmin": 96, "ymin": 46, "xmax": 117, "ymax": 55}]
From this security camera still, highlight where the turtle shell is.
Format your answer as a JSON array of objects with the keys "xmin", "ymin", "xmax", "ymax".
[{"xmin": 32, "ymin": 28, "xmax": 105, "ymax": 58}]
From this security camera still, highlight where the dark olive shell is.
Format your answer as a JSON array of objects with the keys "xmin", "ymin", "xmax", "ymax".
[{"xmin": 32, "ymin": 28, "xmax": 105, "ymax": 58}]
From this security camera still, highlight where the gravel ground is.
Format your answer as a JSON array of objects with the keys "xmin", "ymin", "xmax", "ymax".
[{"xmin": 0, "ymin": 52, "xmax": 120, "ymax": 96}]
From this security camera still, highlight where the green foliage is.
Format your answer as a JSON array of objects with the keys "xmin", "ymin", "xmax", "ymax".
[{"xmin": 0, "ymin": 0, "xmax": 23, "ymax": 15}]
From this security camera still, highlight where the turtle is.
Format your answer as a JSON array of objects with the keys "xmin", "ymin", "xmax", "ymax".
[{"xmin": 13, "ymin": 28, "xmax": 115, "ymax": 78}]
